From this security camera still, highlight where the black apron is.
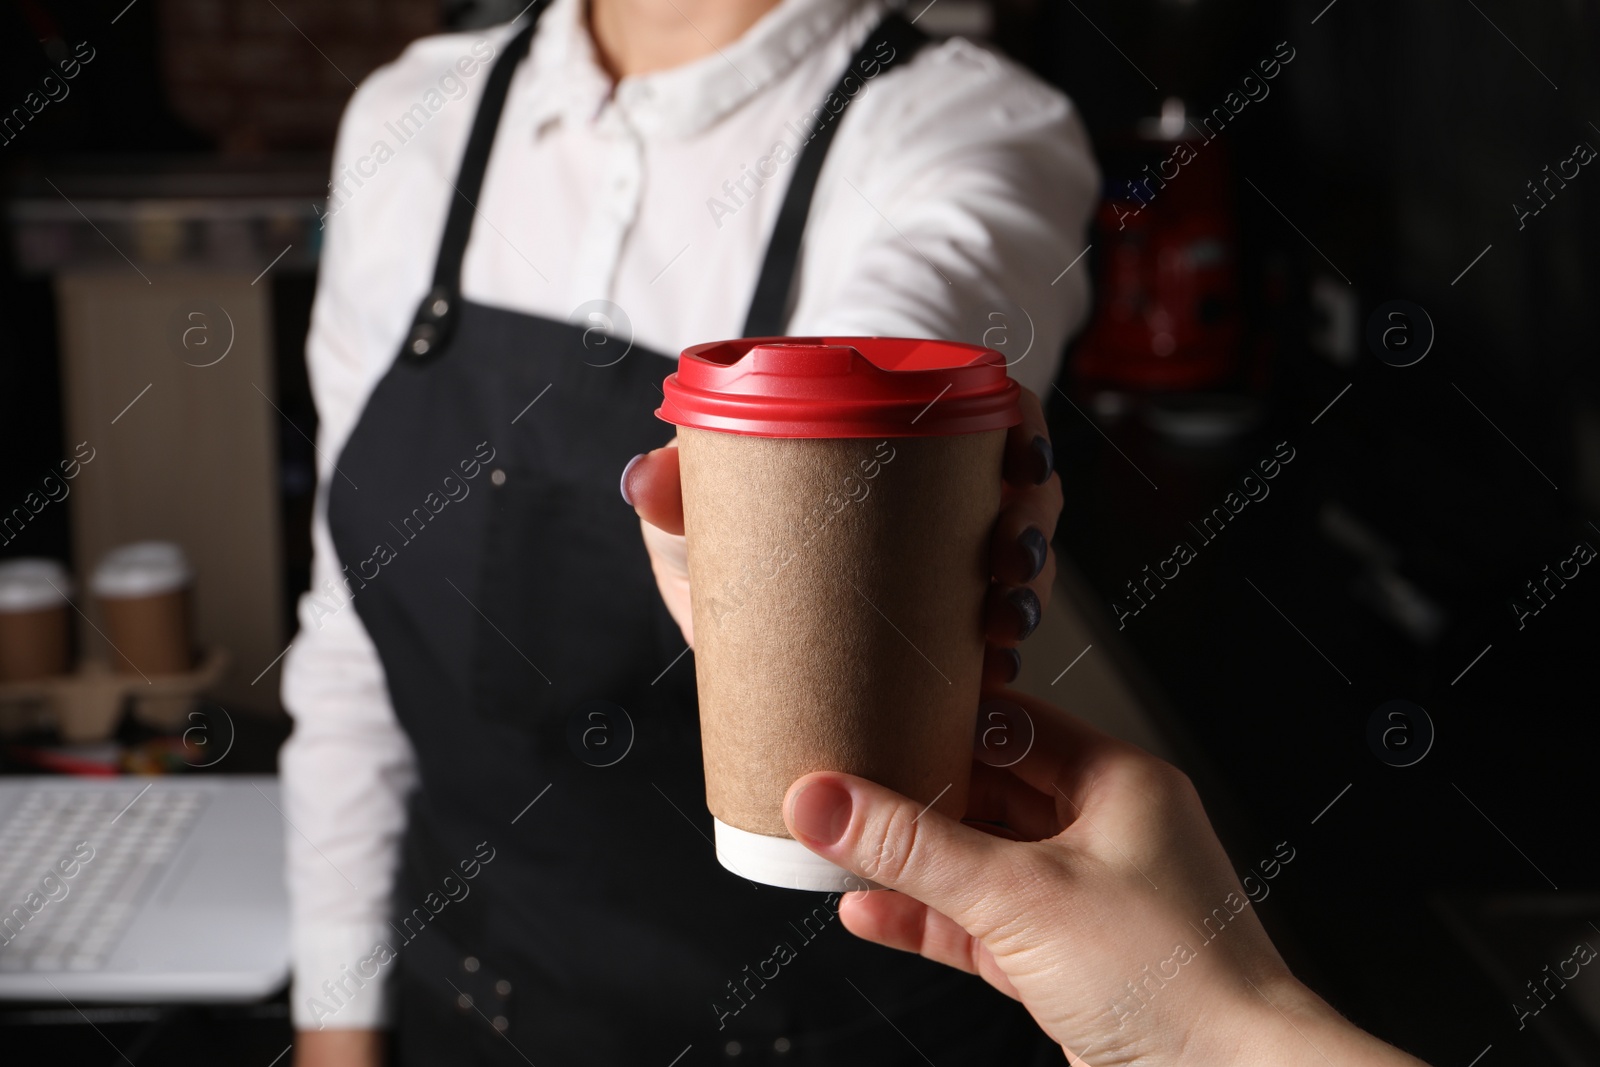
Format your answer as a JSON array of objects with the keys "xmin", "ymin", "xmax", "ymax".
[{"xmin": 327, "ymin": 6, "xmax": 1058, "ymax": 1064}]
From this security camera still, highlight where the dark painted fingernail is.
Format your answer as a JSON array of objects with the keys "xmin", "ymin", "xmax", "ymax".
[
  {"xmin": 619, "ymin": 453, "xmax": 645, "ymax": 507},
  {"xmin": 1018, "ymin": 526, "xmax": 1048, "ymax": 582},
  {"xmin": 1008, "ymin": 586, "xmax": 1041, "ymax": 641},
  {"xmin": 1029, "ymin": 435, "xmax": 1054, "ymax": 485},
  {"xmin": 1001, "ymin": 646, "xmax": 1021, "ymax": 683}
]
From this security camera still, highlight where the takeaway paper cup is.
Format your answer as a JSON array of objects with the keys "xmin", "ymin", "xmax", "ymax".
[
  {"xmin": 0, "ymin": 559, "xmax": 73, "ymax": 683},
  {"xmin": 658, "ymin": 337, "xmax": 1020, "ymax": 890},
  {"xmin": 90, "ymin": 541, "xmax": 195, "ymax": 676}
]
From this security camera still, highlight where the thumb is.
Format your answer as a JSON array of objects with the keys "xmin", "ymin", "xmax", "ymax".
[{"xmin": 784, "ymin": 772, "xmax": 1013, "ymax": 924}]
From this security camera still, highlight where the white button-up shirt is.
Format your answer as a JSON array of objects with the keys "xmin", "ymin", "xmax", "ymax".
[{"xmin": 281, "ymin": 0, "xmax": 1097, "ymax": 1029}]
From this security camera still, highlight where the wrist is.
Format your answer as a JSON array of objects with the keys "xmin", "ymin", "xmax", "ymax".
[
  {"xmin": 295, "ymin": 1027, "xmax": 385, "ymax": 1067},
  {"xmin": 1221, "ymin": 973, "xmax": 1426, "ymax": 1067}
]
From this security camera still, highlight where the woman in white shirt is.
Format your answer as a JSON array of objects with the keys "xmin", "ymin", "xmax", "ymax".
[{"xmin": 283, "ymin": 0, "xmax": 1095, "ymax": 1063}]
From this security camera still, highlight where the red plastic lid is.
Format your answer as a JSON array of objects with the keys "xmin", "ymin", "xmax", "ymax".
[{"xmin": 658, "ymin": 336, "xmax": 1021, "ymax": 438}]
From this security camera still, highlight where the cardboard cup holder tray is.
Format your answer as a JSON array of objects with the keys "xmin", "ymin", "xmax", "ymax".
[{"xmin": 0, "ymin": 647, "xmax": 229, "ymax": 742}]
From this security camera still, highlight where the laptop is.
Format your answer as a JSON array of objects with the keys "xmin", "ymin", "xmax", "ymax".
[{"xmin": 0, "ymin": 775, "xmax": 289, "ymax": 1001}]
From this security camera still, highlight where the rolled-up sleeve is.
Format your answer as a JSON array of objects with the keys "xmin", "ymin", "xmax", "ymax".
[{"xmin": 790, "ymin": 35, "xmax": 1100, "ymax": 396}]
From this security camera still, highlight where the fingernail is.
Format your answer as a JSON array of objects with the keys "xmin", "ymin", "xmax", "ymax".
[
  {"xmin": 1001, "ymin": 646, "xmax": 1022, "ymax": 683},
  {"xmin": 1008, "ymin": 586, "xmax": 1041, "ymax": 641},
  {"xmin": 619, "ymin": 453, "xmax": 645, "ymax": 507},
  {"xmin": 1029, "ymin": 435, "xmax": 1054, "ymax": 485},
  {"xmin": 1018, "ymin": 526, "xmax": 1048, "ymax": 582},
  {"xmin": 789, "ymin": 779, "xmax": 852, "ymax": 847}
]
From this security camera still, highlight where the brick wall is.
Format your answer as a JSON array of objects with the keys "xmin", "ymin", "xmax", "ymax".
[{"xmin": 158, "ymin": 0, "xmax": 440, "ymax": 152}]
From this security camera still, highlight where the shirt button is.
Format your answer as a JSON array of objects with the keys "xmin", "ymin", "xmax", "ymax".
[
  {"xmin": 495, "ymin": 979, "xmax": 512, "ymax": 997},
  {"xmin": 463, "ymin": 956, "xmax": 480, "ymax": 973},
  {"xmin": 724, "ymin": 1040, "xmax": 742, "ymax": 1056},
  {"xmin": 490, "ymin": 469, "xmax": 506, "ymax": 487},
  {"xmin": 492, "ymin": 1015, "xmax": 510, "ymax": 1032},
  {"xmin": 457, "ymin": 992, "xmax": 474, "ymax": 1011},
  {"xmin": 774, "ymin": 1037, "xmax": 792, "ymax": 1053}
]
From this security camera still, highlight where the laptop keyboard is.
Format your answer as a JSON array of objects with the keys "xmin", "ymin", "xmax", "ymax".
[{"xmin": 0, "ymin": 787, "xmax": 208, "ymax": 973}]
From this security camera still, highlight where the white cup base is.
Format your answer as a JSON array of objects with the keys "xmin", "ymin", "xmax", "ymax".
[{"xmin": 712, "ymin": 818, "xmax": 880, "ymax": 892}]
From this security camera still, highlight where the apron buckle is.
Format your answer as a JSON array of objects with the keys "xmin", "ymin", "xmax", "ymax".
[{"xmin": 406, "ymin": 285, "xmax": 458, "ymax": 360}]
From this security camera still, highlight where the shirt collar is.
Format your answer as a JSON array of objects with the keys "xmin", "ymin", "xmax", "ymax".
[{"xmin": 521, "ymin": 0, "xmax": 881, "ymax": 140}]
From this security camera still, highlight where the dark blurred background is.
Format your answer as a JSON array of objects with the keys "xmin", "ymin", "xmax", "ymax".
[{"xmin": 1, "ymin": 0, "xmax": 1597, "ymax": 1063}]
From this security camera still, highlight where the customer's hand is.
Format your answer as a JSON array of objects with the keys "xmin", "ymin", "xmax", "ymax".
[
  {"xmin": 622, "ymin": 386, "xmax": 1060, "ymax": 673},
  {"xmin": 294, "ymin": 1027, "xmax": 384, "ymax": 1067},
  {"xmin": 782, "ymin": 691, "xmax": 1431, "ymax": 1066}
]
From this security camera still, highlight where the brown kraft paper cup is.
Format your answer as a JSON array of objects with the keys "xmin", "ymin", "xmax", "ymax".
[
  {"xmin": 90, "ymin": 542, "xmax": 195, "ymax": 677},
  {"xmin": 0, "ymin": 606, "xmax": 72, "ymax": 683},
  {"xmin": 98, "ymin": 589, "xmax": 194, "ymax": 676},
  {"xmin": 0, "ymin": 559, "xmax": 75, "ymax": 683},
  {"xmin": 660, "ymin": 337, "xmax": 1021, "ymax": 890}
]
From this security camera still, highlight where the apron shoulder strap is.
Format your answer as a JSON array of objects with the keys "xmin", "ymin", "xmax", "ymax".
[
  {"xmin": 740, "ymin": 9, "xmax": 930, "ymax": 339},
  {"xmin": 404, "ymin": 7, "xmax": 547, "ymax": 361}
]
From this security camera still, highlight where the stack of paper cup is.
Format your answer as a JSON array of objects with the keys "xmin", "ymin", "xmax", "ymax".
[
  {"xmin": 0, "ymin": 559, "xmax": 74, "ymax": 683},
  {"xmin": 659, "ymin": 337, "xmax": 1020, "ymax": 891},
  {"xmin": 90, "ymin": 542, "xmax": 195, "ymax": 676}
]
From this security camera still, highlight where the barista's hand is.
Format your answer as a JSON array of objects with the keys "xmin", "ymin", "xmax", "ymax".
[
  {"xmin": 624, "ymin": 434, "xmax": 695, "ymax": 643},
  {"xmin": 781, "ymin": 691, "xmax": 1431, "ymax": 1066},
  {"xmin": 622, "ymin": 386, "xmax": 1060, "ymax": 670}
]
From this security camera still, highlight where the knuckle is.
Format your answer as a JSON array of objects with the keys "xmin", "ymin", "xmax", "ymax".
[
  {"xmin": 1099, "ymin": 745, "xmax": 1173, "ymax": 797},
  {"xmin": 857, "ymin": 801, "xmax": 923, "ymax": 885},
  {"xmin": 1033, "ymin": 554, "xmax": 1058, "ymax": 594},
  {"xmin": 1158, "ymin": 759, "xmax": 1198, "ymax": 797},
  {"xmin": 1043, "ymin": 472, "xmax": 1064, "ymax": 509},
  {"xmin": 1130, "ymin": 754, "xmax": 1196, "ymax": 804}
]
